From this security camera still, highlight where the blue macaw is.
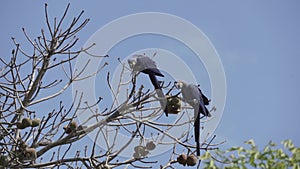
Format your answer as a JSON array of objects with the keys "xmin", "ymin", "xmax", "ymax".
[
  {"xmin": 175, "ymin": 80, "xmax": 211, "ymax": 156},
  {"xmin": 128, "ymin": 55, "xmax": 168, "ymax": 116}
]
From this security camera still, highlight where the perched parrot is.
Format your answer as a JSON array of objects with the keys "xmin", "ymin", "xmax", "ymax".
[
  {"xmin": 128, "ymin": 55, "xmax": 168, "ymax": 116},
  {"xmin": 175, "ymin": 80, "xmax": 211, "ymax": 156}
]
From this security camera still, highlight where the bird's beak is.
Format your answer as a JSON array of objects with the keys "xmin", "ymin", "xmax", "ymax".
[
  {"xmin": 127, "ymin": 59, "xmax": 135, "ymax": 76},
  {"xmin": 127, "ymin": 60, "xmax": 133, "ymax": 69}
]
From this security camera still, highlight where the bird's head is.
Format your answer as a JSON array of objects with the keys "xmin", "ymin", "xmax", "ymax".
[
  {"xmin": 127, "ymin": 58, "xmax": 137, "ymax": 69},
  {"xmin": 174, "ymin": 81, "xmax": 185, "ymax": 89}
]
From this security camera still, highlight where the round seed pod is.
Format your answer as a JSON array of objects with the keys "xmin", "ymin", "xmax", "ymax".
[
  {"xmin": 177, "ymin": 153, "xmax": 187, "ymax": 166},
  {"xmin": 167, "ymin": 96, "xmax": 182, "ymax": 114},
  {"xmin": 63, "ymin": 126, "xmax": 72, "ymax": 134},
  {"xmin": 133, "ymin": 152, "xmax": 140, "ymax": 159},
  {"xmin": 16, "ymin": 122, "xmax": 26, "ymax": 129},
  {"xmin": 140, "ymin": 149, "xmax": 149, "ymax": 157},
  {"xmin": 69, "ymin": 121, "xmax": 78, "ymax": 130},
  {"xmin": 186, "ymin": 154, "xmax": 198, "ymax": 166},
  {"xmin": 146, "ymin": 141, "xmax": 156, "ymax": 151},
  {"xmin": 22, "ymin": 118, "xmax": 32, "ymax": 128},
  {"xmin": 31, "ymin": 118, "xmax": 41, "ymax": 127},
  {"xmin": 134, "ymin": 145, "xmax": 144, "ymax": 154},
  {"xmin": 171, "ymin": 96, "xmax": 181, "ymax": 104}
]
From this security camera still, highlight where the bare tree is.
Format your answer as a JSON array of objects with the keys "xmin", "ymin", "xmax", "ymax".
[{"xmin": 0, "ymin": 3, "xmax": 220, "ymax": 169}]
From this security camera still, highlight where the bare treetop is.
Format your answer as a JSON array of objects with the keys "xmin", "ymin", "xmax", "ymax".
[{"xmin": 0, "ymin": 3, "xmax": 219, "ymax": 169}]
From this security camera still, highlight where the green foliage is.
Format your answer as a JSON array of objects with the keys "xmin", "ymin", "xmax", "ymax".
[{"xmin": 201, "ymin": 139, "xmax": 300, "ymax": 169}]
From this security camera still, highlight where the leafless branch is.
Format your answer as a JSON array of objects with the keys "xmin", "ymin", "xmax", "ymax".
[{"xmin": 0, "ymin": 3, "xmax": 223, "ymax": 169}]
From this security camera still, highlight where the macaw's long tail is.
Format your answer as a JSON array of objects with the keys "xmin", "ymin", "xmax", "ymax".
[
  {"xmin": 148, "ymin": 74, "xmax": 168, "ymax": 117},
  {"xmin": 199, "ymin": 101, "xmax": 211, "ymax": 117},
  {"xmin": 194, "ymin": 109, "xmax": 200, "ymax": 156}
]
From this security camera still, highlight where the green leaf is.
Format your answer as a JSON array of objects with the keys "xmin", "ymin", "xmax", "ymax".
[
  {"xmin": 208, "ymin": 160, "xmax": 217, "ymax": 169},
  {"xmin": 293, "ymin": 163, "xmax": 300, "ymax": 169},
  {"xmin": 228, "ymin": 147, "xmax": 241, "ymax": 152},
  {"xmin": 273, "ymin": 162, "xmax": 287, "ymax": 169},
  {"xmin": 283, "ymin": 139, "xmax": 295, "ymax": 150},
  {"xmin": 201, "ymin": 139, "xmax": 299, "ymax": 169},
  {"xmin": 245, "ymin": 139, "xmax": 255, "ymax": 146},
  {"xmin": 249, "ymin": 154, "xmax": 257, "ymax": 167},
  {"xmin": 269, "ymin": 140, "xmax": 277, "ymax": 147}
]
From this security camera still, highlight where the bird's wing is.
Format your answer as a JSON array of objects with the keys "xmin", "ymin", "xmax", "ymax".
[
  {"xmin": 198, "ymin": 99, "xmax": 211, "ymax": 117},
  {"xmin": 182, "ymin": 84, "xmax": 200, "ymax": 104},
  {"xmin": 141, "ymin": 68, "xmax": 164, "ymax": 77},
  {"xmin": 182, "ymin": 83, "xmax": 210, "ymax": 116},
  {"xmin": 136, "ymin": 56, "xmax": 164, "ymax": 77},
  {"xmin": 197, "ymin": 88, "xmax": 211, "ymax": 117},
  {"xmin": 198, "ymin": 87, "xmax": 209, "ymax": 105}
]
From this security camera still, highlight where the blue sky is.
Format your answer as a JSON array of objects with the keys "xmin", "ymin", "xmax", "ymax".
[{"xmin": 1, "ymin": 0, "xmax": 299, "ymax": 166}]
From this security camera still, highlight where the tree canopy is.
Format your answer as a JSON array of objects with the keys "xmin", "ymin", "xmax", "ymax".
[
  {"xmin": 0, "ymin": 3, "xmax": 298, "ymax": 169},
  {"xmin": 201, "ymin": 139, "xmax": 300, "ymax": 169}
]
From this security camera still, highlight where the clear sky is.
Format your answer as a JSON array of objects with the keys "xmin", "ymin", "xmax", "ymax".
[{"xmin": 1, "ymin": 0, "xmax": 299, "ymax": 167}]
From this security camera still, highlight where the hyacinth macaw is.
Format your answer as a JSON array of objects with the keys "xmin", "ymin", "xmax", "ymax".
[
  {"xmin": 128, "ymin": 55, "xmax": 168, "ymax": 116},
  {"xmin": 175, "ymin": 80, "xmax": 211, "ymax": 156}
]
